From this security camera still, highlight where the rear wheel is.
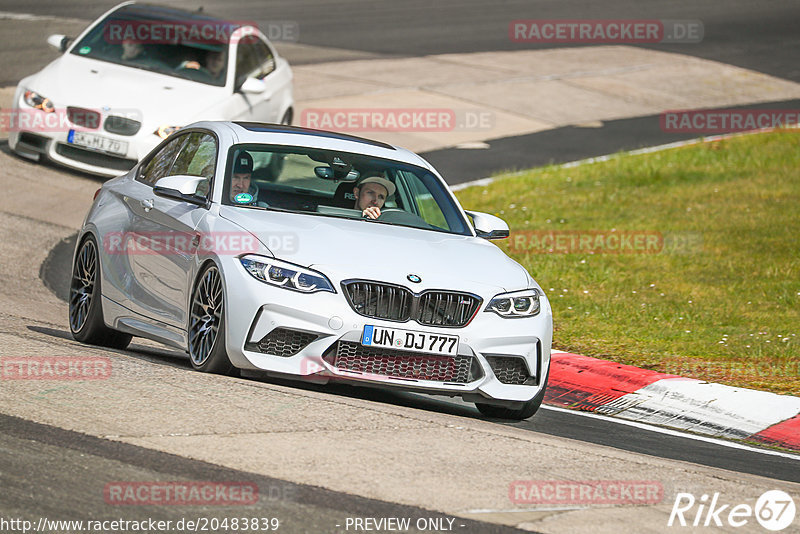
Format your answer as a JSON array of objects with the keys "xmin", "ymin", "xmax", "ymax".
[
  {"xmin": 475, "ymin": 367, "xmax": 549, "ymax": 421},
  {"xmin": 188, "ymin": 264, "xmax": 236, "ymax": 375},
  {"xmin": 68, "ymin": 236, "xmax": 132, "ymax": 349}
]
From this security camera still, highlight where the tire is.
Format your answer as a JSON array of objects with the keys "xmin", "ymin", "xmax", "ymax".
[
  {"xmin": 68, "ymin": 236, "xmax": 132, "ymax": 350},
  {"xmin": 188, "ymin": 264, "xmax": 236, "ymax": 375},
  {"xmin": 475, "ymin": 367, "xmax": 550, "ymax": 421}
]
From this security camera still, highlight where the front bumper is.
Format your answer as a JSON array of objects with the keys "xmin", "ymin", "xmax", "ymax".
[
  {"xmin": 7, "ymin": 102, "xmax": 158, "ymax": 177},
  {"xmin": 221, "ymin": 257, "xmax": 553, "ymax": 404}
]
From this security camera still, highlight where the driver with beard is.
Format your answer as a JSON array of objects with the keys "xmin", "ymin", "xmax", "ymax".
[{"xmin": 352, "ymin": 173, "xmax": 396, "ymax": 219}]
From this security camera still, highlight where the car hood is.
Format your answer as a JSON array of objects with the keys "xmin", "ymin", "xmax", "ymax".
[
  {"xmin": 219, "ymin": 207, "xmax": 530, "ymax": 295},
  {"xmin": 27, "ymin": 54, "xmax": 225, "ymax": 132}
]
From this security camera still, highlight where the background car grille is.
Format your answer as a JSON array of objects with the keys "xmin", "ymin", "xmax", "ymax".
[
  {"xmin": 248, "ymin": 328, "xmax": 317, "ymax": 357},
  {"xmin": 325, "ymin": 341, "xmax": 479, "ymax": 383},
  {"xmin": 66, "ymin": 107, "xmax": 101, "ymax": 129},
  {"xmin": 342, "ymin": 281, "xmax": 481, "ymax": 328},
  {"xmin": 104, "ymin": 115, "xmax": 142, "ymax": 136},
  {"xmin": 486, "ymin": 355, "xmax": 533, "ymax": 385}
]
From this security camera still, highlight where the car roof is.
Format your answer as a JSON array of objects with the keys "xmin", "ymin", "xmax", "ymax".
[
  {"xmin": 111, "ymin": 3, "xmax": 237, "ymax": 27},
  {"xmin": 215, "ymin": 121, "xmax": 435, "ymax": 170}
]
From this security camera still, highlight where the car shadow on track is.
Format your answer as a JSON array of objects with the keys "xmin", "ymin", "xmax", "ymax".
[
  {"xmin": 26, "ymin": 324, "xmax": 490, "ymax": 421},
  {"xmin": 0, "ymin": 138, "xmax": 112, "ymax": 181},
  {"xmin": 244, "ymin": 371, "xmax": 483, "ymax": 420},
  {"xmin": 26, "ymin": 324, "xmax": 193, "ymax": 370}
]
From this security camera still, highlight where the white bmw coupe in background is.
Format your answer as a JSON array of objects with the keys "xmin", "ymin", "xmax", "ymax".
[
  {"xmin": 69, "ymin": 121, "xmax": 553, "ymax": 420},
  {"xmin": 9, "ymin": 2, "xmax": 293, "ymax": 177}
]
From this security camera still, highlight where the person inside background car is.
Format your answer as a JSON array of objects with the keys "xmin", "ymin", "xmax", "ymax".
[
  {"xmin": 180, "ymin": 49, "xmax": 226, "ymax": 80},
  {"xmin": 121, "ymin": 40, "xmax": 143, "ymax": 61},
  {"xmin": 117, "ymin": 39, "xmax": 163, "ymax": 68},
  {"xmin": 353, "ymin": 174, "xmax": 395, "ymax": 219}
]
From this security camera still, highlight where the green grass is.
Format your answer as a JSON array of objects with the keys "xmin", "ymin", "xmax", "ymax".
[{"xmin": 455, "ymin": 130, "xmax": 800, "ymax": 395}]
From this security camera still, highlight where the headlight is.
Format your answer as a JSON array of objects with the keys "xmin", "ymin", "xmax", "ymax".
[
  {"xmin": 155, "ymin": 125, "xmax": 181, "ymax": 139},
  {"xmin": 23, "ymin": 90, "xmax": 55, "ymax": 113},
  {"xmin": 240, "ymin": 255, "xmax": 334, "ymax": 293},
  {"xmin": 486, "ymin": 289, "xmax": 541, "ymax": 318}
]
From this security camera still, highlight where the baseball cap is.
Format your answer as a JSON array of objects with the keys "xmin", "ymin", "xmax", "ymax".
[
  {"xmin": 233, "ymin": 151, "xmax": 253, "ymax": 174},
  {"xmin": 356, "ymin": 173, "xmax": 395, "ymax": 196}
]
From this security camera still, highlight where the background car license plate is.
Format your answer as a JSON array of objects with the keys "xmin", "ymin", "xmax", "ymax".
[
  {"xmin": 362, "ymin": 325, "xmax": 459, "ymax": 356},
  {"xmin": 68, "ymin": 130, "xmax": 128, "ymax": 155}
]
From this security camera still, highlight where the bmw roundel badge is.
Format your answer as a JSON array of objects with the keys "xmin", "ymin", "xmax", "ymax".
[{"xmin": 407, "ymin": 274, "xmax": 421, "ymax": 283}]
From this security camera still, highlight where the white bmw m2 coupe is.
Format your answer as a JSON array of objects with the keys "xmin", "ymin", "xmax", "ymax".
[{"xmin": 69, "ymin": 121, "xmax": 553, "ymax": 420}]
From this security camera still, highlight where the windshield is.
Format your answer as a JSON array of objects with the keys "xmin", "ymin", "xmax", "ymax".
[
  {"xmin": 69, "ymin": 8, "xmax": 232, "ymax": 87},
  {"xmin": 221, "ymin": 144, "xmax": 471, "ymax": 236}
]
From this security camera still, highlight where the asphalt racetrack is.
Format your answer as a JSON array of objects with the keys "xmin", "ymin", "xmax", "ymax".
[{"xmin": 1, "ymin": 1, "xmax": 798, "ymax": 533}]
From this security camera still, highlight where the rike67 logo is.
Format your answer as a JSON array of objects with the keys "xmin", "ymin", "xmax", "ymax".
[{"xmin": 669, "ymin": 490, "xmax": 796, "ymax": 531}]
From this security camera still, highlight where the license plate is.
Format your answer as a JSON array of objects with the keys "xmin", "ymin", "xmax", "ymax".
[
  {"xmin": 68, "ymin": 130, "xmax": 128, "ymax": 156},
  {"xmin": 362, "ymin": 325, "xmax": 459, "ymax": 356}
]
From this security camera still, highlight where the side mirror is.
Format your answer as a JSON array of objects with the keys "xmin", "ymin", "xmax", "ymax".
[
  {"xmin": 239, "ymin": 77, "xmax": 267, "ymax": 94},
  {"xmin": 47, "ymin": 34, "xmax": 71, "ymax": 53},
  {"xmin": 153, "ymin": 175, "xmax": 209, "ymax": 207},
  {"xmin": 465, "ymin": 210, "xmax": 510, "ymax": 240}
]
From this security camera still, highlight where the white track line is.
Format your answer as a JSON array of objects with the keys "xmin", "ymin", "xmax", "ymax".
[
  {"xmin": 0, "ymin": 11, "xmax": 86, "ymax": 23},
  {"xmin": 541, "ymin": 405, "xmax": 800, "ymax": 461}
]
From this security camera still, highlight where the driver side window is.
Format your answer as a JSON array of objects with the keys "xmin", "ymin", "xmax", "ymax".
[
  {"xmin": 138, "ymin": 132, "xmax": 217, "ymax": 198},
  {"xmin": 169, "ymin": 132, "xmax": 218, "ymax": 197},
  {"xmin": 235, "ymin": 34, "xmax": 275, "ymax": 88},
  {"xmin": 137, "ymin": 134, "xmax": 188, "ymax": 186}
]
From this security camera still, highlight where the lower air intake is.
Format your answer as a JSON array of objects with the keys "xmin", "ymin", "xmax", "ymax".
[
  {"xmin": 325, "ymin": 341, "xmax": 478, "ymax": 383},
  {"xmin": 486, "ymin": 355, "xmax": 533, "ymax": 385},
  {"xmin": 250, "ymin": 328, "xmax": 317, "ymax": 357}
]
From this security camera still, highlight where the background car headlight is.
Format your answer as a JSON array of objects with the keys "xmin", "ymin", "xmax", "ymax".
[
  {"xmin": 23, "ymin": 90, "xmax": 54, "ymax": 113},
  {"xmin": 240, "ymin": 255, "xmax": 334, "ymax": 293},
  {"xmin": 486, "ymin": 289, "xmax": 541, "ymax": 317},
  {"xmin": 155, "ymin": 125, "xmax": 181, "ymax": 139}
]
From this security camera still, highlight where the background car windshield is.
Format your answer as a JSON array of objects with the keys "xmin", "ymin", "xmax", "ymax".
[
  {"xmin": 69, "ymin": 7, "xmax": 231, "ymax": 87},
  {"xmin": 222, "ymin": 144, "xmax": 471, "ymax": 235}
]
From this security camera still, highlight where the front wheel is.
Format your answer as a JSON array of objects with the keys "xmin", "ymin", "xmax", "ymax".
[
  {"xmin": 475, "ymin": 367, "xmax": 550, "ymax": 421},
  {"xmin": 188, "ymin": 264, "xmax": 236, "ymax": 375},
  {"xmin": 68, "ymin": 236, "xmax": 132, "ymax": 349}
]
